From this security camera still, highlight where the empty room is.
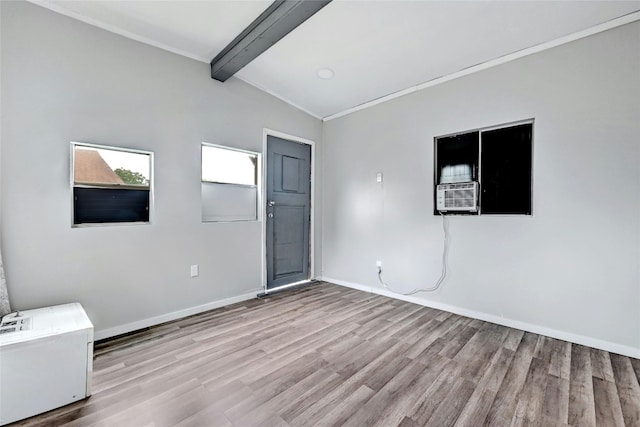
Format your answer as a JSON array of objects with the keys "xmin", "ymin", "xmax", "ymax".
[{"xmin": 1, "ymin": 0, "xmax": 639, "ymax": 426}]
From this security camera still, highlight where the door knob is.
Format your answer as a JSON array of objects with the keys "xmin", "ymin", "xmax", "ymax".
[
  {"xmin": 268, "ymin": 213, "xmax": 274, "ymax": 218},
  {"xmin": 268, "ymin": 200, "xmax": 276, "ymax": 207}
]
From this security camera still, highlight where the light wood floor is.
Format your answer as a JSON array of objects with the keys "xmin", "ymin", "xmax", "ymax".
[{"xmin": 12, "ymin": 282, "xmax": 640, "ymax": 426}]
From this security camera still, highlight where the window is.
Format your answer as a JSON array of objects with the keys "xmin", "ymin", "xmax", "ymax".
[
  {"xmin": 201, "ymin": 144, "xmax": 260, "ymax": 222},
  {"xmin": 434, "ymin": 121, "xmax": 533, "ymax": 215},
  {"xmin": 480, "ymin": 124, "xmax": 532, "ymax": 214},
  {"xmin": 435, "ymin": 131, "xmax": 479, "ymax": 185},
  {"xmin": 72, "ymin": 142, "xmax": 152, "ymax": 225}
]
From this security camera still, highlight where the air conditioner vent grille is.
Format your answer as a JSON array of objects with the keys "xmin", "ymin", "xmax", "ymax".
[{"xmin": 437, "ymin": 182, "xmax": 478, "ymax": 212}]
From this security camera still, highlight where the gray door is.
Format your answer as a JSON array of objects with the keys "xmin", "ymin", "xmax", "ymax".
[{"xmin": 266, "ymin": 136, "xmax": 311, "ymax": 290}]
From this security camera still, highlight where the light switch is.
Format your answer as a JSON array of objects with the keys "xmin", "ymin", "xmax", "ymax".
[
  {"xmin": 190, "ymin": 265, "xmax": 199, "ymax": 277},
  {"xmin": 376, "ymin": 172, "xmax": 383, "ymax": 183}
]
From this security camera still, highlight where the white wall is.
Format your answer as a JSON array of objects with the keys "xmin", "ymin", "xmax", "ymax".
[
  {"xmin": 0, "ymin": 1, "xmax": 322, "ymax": 338},
  {"xmin": 322, "ymin": 22, "xmax": 640, "ymax": 356}
]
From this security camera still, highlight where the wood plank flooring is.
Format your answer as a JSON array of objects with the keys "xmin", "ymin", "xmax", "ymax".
[{"xmin": 11, "ymin": 282, "xmax": 640, "ymax": 426}]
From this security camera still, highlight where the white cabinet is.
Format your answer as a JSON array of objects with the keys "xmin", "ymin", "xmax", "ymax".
[{"xmin": 0, "ymin": 303, "xmax": 93, "ymax": 425}]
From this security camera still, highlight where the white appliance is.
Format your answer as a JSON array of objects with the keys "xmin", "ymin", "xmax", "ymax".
[
  {"xmin": 436, "ymin": 181, "xmax": 479, "ymax": 212},
  {"xmin": 0, "ymin": 303, "xmax": 93, "ymax": 425}
]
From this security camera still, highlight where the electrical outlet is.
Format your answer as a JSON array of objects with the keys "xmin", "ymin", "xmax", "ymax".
[
  {"xmin": 376, "ymin": 260, "xmax": 382, "ymax": 268},
  {"xmin": 190, "ymin": 265, "xmax": 199, "ymax": 278}
]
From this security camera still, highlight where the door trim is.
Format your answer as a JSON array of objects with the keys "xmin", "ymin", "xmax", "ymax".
[{"xmin": 261, "ymin": 128, "xmax": 315, "ymax": 293}]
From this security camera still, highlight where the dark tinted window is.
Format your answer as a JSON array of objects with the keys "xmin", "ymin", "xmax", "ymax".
[
  {"xmin": 74, "ymin": 188, "xmax": 149, "ymax": 224},
  {"xmin": 435, "ymin": 131, "xmax": 479, "ymax": 185},
  {"xmin": 434, "ymin": 122, "xmax": 533, "ymax": 215},
  {"xmin": 480, "ymin": 124, "xmax": 532, "ymax": 215}
]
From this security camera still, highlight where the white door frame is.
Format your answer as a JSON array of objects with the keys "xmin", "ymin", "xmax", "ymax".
[{"xmin": 261, "ymin": 128, "xmax": 316, "ymax": 292}]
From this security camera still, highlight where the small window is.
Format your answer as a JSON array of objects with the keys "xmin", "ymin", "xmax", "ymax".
[
  {"xmin": 201, "ymin": 144, "xmax": 260, "ymax": 222},
  {"xmin": 434, "ymin": 121, "xmax": 533, "ymax": 215},
  {"xmin": 72, "ymin": 142, "xmax": 152, "ymax": 225},
  {"xmin": 435, "ymin": 131, "xmax": 479, "ymax": 185},
  {"xmin": 480, "ymin": 124, "xmax": 532, "ymax": 215}
]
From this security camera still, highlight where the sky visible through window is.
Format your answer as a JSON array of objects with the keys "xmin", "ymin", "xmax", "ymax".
[
  {"xmin": 202, "ymin": 145, "xmax": 257, "ymax": 186},
  {"xmin": 91, "ymin": 147, "xmax": 150, "ymax": 179},
  {"xmin": 75, "ymin": 146, "xmax": 149, "ymax": 176}
]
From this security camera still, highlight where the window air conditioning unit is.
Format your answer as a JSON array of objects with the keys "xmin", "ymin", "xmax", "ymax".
[{"xmin": 436, "ymin": 182, "xmax": 478, "ymax": 212}]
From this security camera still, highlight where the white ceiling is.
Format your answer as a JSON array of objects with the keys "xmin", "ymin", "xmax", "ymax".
[{"xmin": 32, "ymin": 0, "xmax": 640, "ymax": 119}]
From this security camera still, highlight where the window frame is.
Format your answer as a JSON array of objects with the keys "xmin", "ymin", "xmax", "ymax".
[
  {"xmin": 70, "ymin": 141, "xmax": 154, "ymax": 227},
  {"xmin": 433, "ymin": 119, "xmax": 534, "ymax": 216},
  {"xmin": 201, "ymin": 142, "xmax": 261, "ymax": 223}
]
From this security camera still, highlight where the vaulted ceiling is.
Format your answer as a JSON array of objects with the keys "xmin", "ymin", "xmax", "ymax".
[{"xmin": 32, "ymin": 1, "xmax": 640, "ymax": 119}]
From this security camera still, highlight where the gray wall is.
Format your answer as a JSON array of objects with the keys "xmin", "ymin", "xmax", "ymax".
[
  {"xmin": 0, "ymin": 1, "xmax": 322, "ymax": 336},
  {"xmin": 322, "ymin": 22, "xmax": 640, "ymax": 354},
  {"xmin": 2, "ymin": 0, "xmax": 638, "ymax": 355}
]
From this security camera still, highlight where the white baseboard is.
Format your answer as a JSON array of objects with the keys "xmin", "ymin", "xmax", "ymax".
[
  {"xmin": 320, "ymin": 276, "xmax": 640, "ymax": 359},
  {"xmin": 94, "ymin": 290, "xmax": 261, "ymax": 341}
]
